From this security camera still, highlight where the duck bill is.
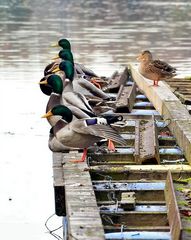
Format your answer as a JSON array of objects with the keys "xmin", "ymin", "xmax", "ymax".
[
  {"xmin": 136, "ymin": 55, "xmax": 141, "ymax": 61},
  {"xmin": 52, "ymin": 55, "xmax": 60, "ymax": 60},
  {"xmin": 51, "ymin": 66, "xmax": 60, "ymax": 73},
  {"xmin": 41, "ymin": 110, "xmax": 53, "ymax": 118},
  {"xmin": 39, "ymin": 79, "xmax": 48, "ymax": 84},
  {"xmin": 50, "ymin": 43, "xmax": 59, "ymax": 47}
]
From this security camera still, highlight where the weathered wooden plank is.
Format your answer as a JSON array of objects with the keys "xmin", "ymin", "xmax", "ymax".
[
  {"xmin": 129, "ymin": 64, "xmax": 191, "ymax": 165},
  {"xmin": 90, "ymin": 164, "xmax": 191, "ymax": 181},
  {"xmin": 120, "ymin": 192, "xmax": 136, "ymax": 210},
  {"xmin": 53, "ymin": 153, "xmax": 66, "ymax": 216},
  {"xmin": 134, "ymin": 116, "xmax": 160, "ymax": 164},
  {"xmin": 97, "ymin": 200, "xmax": 166, "ymax": 205},
  {"xmin": 101, "ymin": 211, "xmax": 168, "ymax": 226},
  {"xmin": 129, "ymin": 64, "xmax": 179, "ymax": 114},
  {"xmin": 115, "ymin": 82, "xmax": 136, "ymax": 113},
  {"xmin": 104, "ymin": 225, "xmax": 170, "ymax": 232},
  {"xmin": 169, "ymin": 120, "xmax": 191, "ymax": 165},
  {"xmin": 105, "ymin": 67, "xmax": 129, "ymax": 92},
  {"xmin": 163, "ymin": 101, "xmax": 190, "ymax": 122},
  {"xmin": 89, "ymin": 164, "xmax": 191, "ymax": 173},
  {"xmin": 95, "ymin": 190, "xmax": 165, "ymax": 202},
  {"xmin": 165, "ymin": 171, "xmax": 182, "ymax": 240},
  {"xmin": 62, "ymin": 152, "xmax": 105, "ymax": 240}
]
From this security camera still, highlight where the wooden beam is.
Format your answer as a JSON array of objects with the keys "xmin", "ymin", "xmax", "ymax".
[
  {"xmin": 115, "ymin": 82, "xmax": 136, "ymax": 113},
  {"xmin": 104, "ymin": 225, "xmax": 170, "ymax": 232},
  {"xmin": 129, "ymin": 64, "xmax": 179, "ymax": 114},
  {"xmin": 165, "ymin": 171, "xmax": 182, "ymax": 240},
  {"xmin": 120, "ymin": 192, "xmax": 136, "ymax": 210},
  {"xmin": 89, "ymin": 164, "xmax": 191, "ymax": 173},
  {"xmin": 134, "ymin": 116, "xmax": 160, "ymax": 164},
  {"xmin": 105, "ymin": 67, "xmax": 129, "ymax": 92},
  {"xmin": 129, "ymin": 64, "xmax": 191, "ymax": 165},
  {"xmin": 62, "ymin": 151, "xmax": 105, "ymax": 240},
  {"xmin": 90, "ymin": 164, "xmax": 191, "ymax": 181},
  {"xmin": 101, "ymin": 211, "xmax": 168, "ymax": 226},
  {"xmin": 95, "ymin": 189, "xmax": 165, "ymax": 202}
]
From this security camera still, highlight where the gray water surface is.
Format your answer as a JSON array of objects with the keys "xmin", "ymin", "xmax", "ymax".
[{"xmin": 1, "ymin": 1, "xmax": 191, "ymax": 239}]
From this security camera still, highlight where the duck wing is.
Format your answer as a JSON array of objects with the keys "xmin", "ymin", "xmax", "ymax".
[
  {"xmin": 77, "ymin": 77, "xmax": 109, "ymax": 99},
  {"xmin": 48, "ymin": 128, "xmax": 75, "ymax": 152},
  {"xmin": 67, "ymin": 104, "xmax": 96, "ymax": 118},
  {"xmin": 151, "ymin": 59, "xmax": 176, "ymax": 75},
  {"xmin": 75, "ymin": 63, "xmax": 98, "ymax": 77},
  {"xmin": 63, "ymin": 91, "xmax": 94, "ymax": 113},
  {"xmin": 46, "ymin": 93, "xmax": 61, "ymax": 112},
  {"xmin": 71, "ymin": 118, "xmax": 126, "ymax": 146}
]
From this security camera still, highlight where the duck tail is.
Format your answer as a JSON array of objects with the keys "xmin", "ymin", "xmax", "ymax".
[{"xmin": 103, "ymin": 115, "xmax": 123, "ymax": 125}]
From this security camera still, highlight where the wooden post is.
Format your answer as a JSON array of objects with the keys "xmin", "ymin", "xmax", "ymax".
[{"xmin": 165, "ymin": 171, "xmax": 182, "ymax": 240}]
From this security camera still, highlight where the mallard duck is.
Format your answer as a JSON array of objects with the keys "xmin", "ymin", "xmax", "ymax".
[
  {"xmin": 39, "ymin": 73, "xmax": 96, "ymax": 124},
  {"xmin": 42, "ymin": 105, "xmax": 126, "ymax": 162},
  {"xmin": 52, "ymin": 53, "xmax": 112, "ymax": 100},
  {"xmin": 51, "ymin": 38, "xmax": 99, "ymax": 78},
  {"xmin": 45, "ymin": 38, "xmax": 71, "ymax": 76},
  {"xmin": 137, "ymin": 50, "xmax": 176, "ymax": 86},
  {"xmin": 39, "ymin": 75, "xmax": 64, "ymax": 126}
]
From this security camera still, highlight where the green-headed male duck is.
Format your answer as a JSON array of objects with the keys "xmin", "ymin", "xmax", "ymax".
[
  {"xmin": 39, "ymin": 65, "xmax": 96, "ymax": 122},
  {"xmin": 53, "ymin": 51, "xmax": 112, "ymax": 100},
  {"xmin": 51, "ymin": 38, "xmax": 99, "ymax": 77},
  {"xmin": 44, "ymin": 38, "xmax": 71, "ymax": 76},
  {"xmin": 42, "ymin": 105, "xmax": 126, "ymax": 162}
]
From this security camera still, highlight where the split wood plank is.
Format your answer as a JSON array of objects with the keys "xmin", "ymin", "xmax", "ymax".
[
  {"xmin": 134, "ymin": 115, "xmax": 160, "ymax": 164},
  {"xmin": 120, "ymin": 192, "xmax": 136, "ymax": 210},
  {"xmin": 115, "ymin": 82, "xmax": 136, "ymax": 113},
  {"xmin": 106, "ymin": 67, "xmax": 129, "ymax": 92}
]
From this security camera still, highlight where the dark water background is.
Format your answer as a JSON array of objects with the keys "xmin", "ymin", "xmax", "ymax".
[{"xmin": 1, "ymin": 1, "xmax": 191, "ymax": 239}]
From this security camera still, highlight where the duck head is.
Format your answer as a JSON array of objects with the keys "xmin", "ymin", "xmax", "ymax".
[
  {"xmin": 42, "ymin": 105, "xmax": 73, "ymax": 123},
  {"xmin": 39, "ymin": 75, "xmax": 63, "ymax": 95},
  {"xmin": 52, "ymin": 60, "xmax": 74, "ymax": 82},
  {"xmin": 59, "ymin": 50, "xmax": 74, "ymax": 64},
  {"xmin": 52, "ymin": 50, "xmax": 74, "ymax": 65},
  {"xmin": 137, "ymin": 50, "xmax": 153, "ymax": 62},
  {"xmin": 51, "ymin": 38, "xmax": 71, "ymax": 50},
  {"xmin": 39, "ymin": 76, "xmax": 53, "ymax": 95}
]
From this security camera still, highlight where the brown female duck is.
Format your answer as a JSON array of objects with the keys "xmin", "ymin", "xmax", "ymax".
[{"xmin": 137, "ymin": 50, "xmax": 176, "ymax": 86}]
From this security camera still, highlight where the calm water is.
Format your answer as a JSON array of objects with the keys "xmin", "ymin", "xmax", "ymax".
[{"xmin": 1, "ymin": 0, "xmax": 191, "ymax": 239}]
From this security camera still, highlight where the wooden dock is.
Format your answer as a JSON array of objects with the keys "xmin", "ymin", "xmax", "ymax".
[{"xmin": 52, "ymin": 66, "xmax": 191, "ymax": 240}]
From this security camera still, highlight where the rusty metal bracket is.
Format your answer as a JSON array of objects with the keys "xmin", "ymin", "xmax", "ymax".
[
  {"xmin": 134, "ymin": 115, "xmax": 160, "ymax": 164},
  {"xmin": 120, "ymin": 192, "xmax": 136, "ymax": 210}
]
